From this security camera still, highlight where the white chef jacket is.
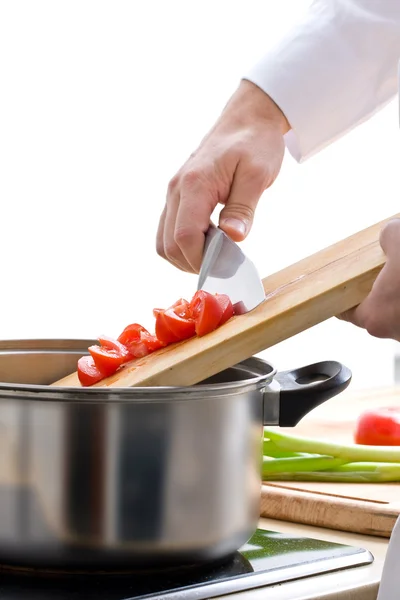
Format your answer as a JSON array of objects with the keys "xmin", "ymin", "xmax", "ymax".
[{"xmin": 243, "ymin": 0, "xmax": 400, "ymax": 163}]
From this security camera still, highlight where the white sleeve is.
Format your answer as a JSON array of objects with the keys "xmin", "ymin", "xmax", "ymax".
[{"xmin": 243, "ymin": 0, "xmax": 400, "ymax": 162}]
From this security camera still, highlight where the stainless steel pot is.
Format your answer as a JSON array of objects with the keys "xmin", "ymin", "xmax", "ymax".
[{"xmin": 0, "ymin": 339, "xmax": 351, "ymax": 570}]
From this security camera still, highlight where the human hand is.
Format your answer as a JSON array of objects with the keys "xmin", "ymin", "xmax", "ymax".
[
  {"xmin": 339, "ymin": 219, "xmax": 400, "ymax": 342},
  {"xmin": 156, "ymin": 80, "xmax": 290, "ymax": 273}
]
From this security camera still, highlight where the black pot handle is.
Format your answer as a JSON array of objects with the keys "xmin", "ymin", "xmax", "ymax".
[{"xmin": 275, "ymin": 360, "xmax": 352, "ymax": 427}]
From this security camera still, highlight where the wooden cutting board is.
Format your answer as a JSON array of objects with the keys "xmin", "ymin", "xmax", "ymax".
[
  {"xmin": 260, "ymin": 481, "xmax": 400, "ymax": 538},
  {"xmin": 260, "ymin": 386, "xmax": 400, "ymax": 538},
  {"xmin": 52, "ymin": 213, "xmax": 399, "ymax": 388}
]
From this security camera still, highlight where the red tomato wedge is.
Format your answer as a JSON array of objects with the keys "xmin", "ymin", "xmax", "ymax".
[
  {"xmin": 154, "ymin": 299, "xmax": 191, "ymax": 320},
  {"xmin": 170, "ymin": 298, "xmax": 192, "ymax": 319},
  {"xmin": 98, "ymin": 335, "xmax": 130, "ymax": 357},
  {"xmin": 140, "ymin": 330, "xmax": 165, "ymax": 352},
  {"xmin": 118, "ymin": 324, "xmax": 164, "ymax": 358},
  {"xmin": 354, "ymin": 407, "xmax": 400, "ymax": 446},
  {"xmin": 162, "ymin": 308, "xmax": 195, "ymax": 341},
  {"xmin": 215, "ymin": 294, "xmax": 234, "ymax": 325},
  {"xmin": 118, "ymin": 323, "xmax": 146, "ymax": 352},
  {"xmin": 89, "ymin": 335, "xmax": 130, "ymax": 377},
  {"xmin": 189, "ymin": 290, "xmax": 223, "ymax": 337},
  {"xmin": 155, "ymin": 311, "xmax": 181, "ymax": 344},
  {"xmin": 155, "ymin": 297, "xmax": 195, "ymax": 343},
  {"xmin": 77, "ymin": 355, "xmax": 105, "ymax": 386}
]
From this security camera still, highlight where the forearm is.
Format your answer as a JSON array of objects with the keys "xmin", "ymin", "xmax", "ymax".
[{"xmin": 243, "ymin": 0, "xmax": 400, "ymax": 162}]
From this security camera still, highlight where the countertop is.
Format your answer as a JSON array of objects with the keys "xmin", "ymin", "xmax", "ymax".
[
  {"xmin": 225, "ymin": 383, "xmax": 400, "ymax": 600},
  {"xmin": 226, "ymin": 517, "xmax": 387, "ymax": 600}
]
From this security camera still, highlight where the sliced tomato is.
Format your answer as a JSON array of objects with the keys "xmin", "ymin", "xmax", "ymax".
[
  {"xmin": 118, "ymin": 323, "xmax": 164, "ymax": 358},
  {"xmin": 215, "ymin": 294, "xmax": 234, "ymax": 325},
  {"xmin": 154, "ymin": 296, "xmax": 196, "ymax": 344},
  {"xmin": 140, "ymin": 329, "xmax": 165, "ymax": 353},
  {"xmin": 78, "ymin": 291, "xmax": 235, "ymax": 384},
  {"xmin": 354, "ymin": 407, "xmax": 400, "ymax": 446},
  {"xmin": 162, "ymin": 307, "xmax": 195, "ymax": 340},
  {"xmin": 155, "ymin": 311, "xmax": 181, "ymax": 344},
  {"xmin": 77, "ymin": 355, "xmax": 104, "ymax": 386},
  {"xmin": 98, "ymin": 335, "xmax": 130, "ymax": 358},
  {"xmin": 170, "ymin": 298, "xmax": 192, "ymax": 319},
  {"xmin": 189, "ymin": 290, "xmax": 223, "ymax": 337},
  {"xmin": 89, "ymin": 336, "xmax": 129, "ymax": 377},
  {"xmin": 154, "ymin": 298, "xmax": 191, "ymax": 320},
  {"xmin": 118, "ymin": 324, "xmax": 146, "ymax": 348}
]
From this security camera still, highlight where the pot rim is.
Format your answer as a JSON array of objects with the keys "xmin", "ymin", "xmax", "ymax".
[{"xmin": 0, "ymin": 339, "xmax": 277, "ymax": 403}]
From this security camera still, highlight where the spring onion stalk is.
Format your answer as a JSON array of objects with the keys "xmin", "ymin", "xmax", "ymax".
[
  {"xmin": 262, "ymin": 455, "xmax": 347, "ymax": 477},
  {"xmin": 262, "ymin": 462, "xmax": 400, "ymax": 483},
  {"xmin": 263, "ymin": 439, "xmax": 313, "ymax": 459},
  {"xmin": 264, "ymin": 428, "xmax": 400, "ymax": 463}
]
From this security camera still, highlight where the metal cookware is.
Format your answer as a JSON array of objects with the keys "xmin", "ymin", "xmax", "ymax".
[{"xmin": 0, "ymin": 339, "xmax": 351, "ymax": 570}]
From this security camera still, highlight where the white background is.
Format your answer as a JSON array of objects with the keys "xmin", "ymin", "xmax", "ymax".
[{"xmin": 0, "ymin": 0, "xmax": 399, "ymax": 390}]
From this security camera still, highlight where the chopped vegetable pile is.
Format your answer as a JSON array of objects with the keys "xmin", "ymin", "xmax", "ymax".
[
  {"xmin": 78, "ymin": 291, "xmax": 235, "ymax": 386},
  {"xmin": 263, "ymin": 426, "xmax": 400, "ymax": 483}
]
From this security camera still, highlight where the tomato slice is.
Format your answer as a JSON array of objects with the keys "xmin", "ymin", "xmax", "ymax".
[
  {"xmin": 189, "ymin": 290, "xmax": 223, "ymax": 337},
  {"xmin": 140, "ymin": 330, "xmax": 165, "ymax": 353},
  {"xmin": 162, "ymin": 308, "xmax": 195, "ymax": 340},
  {"xmin": 155, "ymin": 311, "xmax": 181, "ymax": 344},
  {"xmin": 118, "ymin": 324, "xmax": 146, "ymax": 347},
  {"xmin": 154, "ymin": 298, "xmax": 195, "ymax": 344},
  {"xmin": 89, "ymin": 336, "xmax": 129, "ymax": 377},
  {"xmin": 98, "ymin": 335, "xmax": 130, "ymax": 357},
  {"xmin": 215, "ymin": 294, "xmax": 234, "ymax": 325},
  {"xmin": 154, "ymin": 299, "xmax": 191, "ymax": 320},
  {"xmin": 170, "ymin": 298, "xmax": 192, "ymax": 319},
  {"xmin": 354, "ymin": 407, "xmax": 400, "ymax": 446},
  {"xmin": 77, "ymin": 355, "xmax": 104, "ymax": 386},
  {"xmin": 118, "ymin": 324, "xmax": 164, "ymax": 358}
]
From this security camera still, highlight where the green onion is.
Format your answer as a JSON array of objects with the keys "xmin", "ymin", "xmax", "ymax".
[
  {"xmin": 262, "ymin": 428, "xmax": 400, "ymax": 483},
  {"xmin": 263, "ymin": 439, "xmax": 312, "ymax": 459},
  {"xmin": 262, "ymin": 462, "xmax": 400, "ymax": 483},
  {"xmin": 264, "ymin": 428, "xmax": 400, "ymax": 463},
  {"xmin": 262, "ymin": 455, "xmax": 347, "ymax": 477}
]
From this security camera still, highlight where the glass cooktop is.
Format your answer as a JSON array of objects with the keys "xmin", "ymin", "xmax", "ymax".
[{"xmin": 0, "ymin": 528, "xmax": 373, "ymax": 600}]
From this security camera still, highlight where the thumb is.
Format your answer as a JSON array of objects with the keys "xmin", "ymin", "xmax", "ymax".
[
  {"xmin": 337, "ymin": 305, "xmax": 365, "ymax": 328},
  {"xmin": 218, "ymin": 160, "xmax": 269, "ymax": 241},
  {"xmin": 379, "ymin": 218, "xmax": 400, "ymax": 255}
]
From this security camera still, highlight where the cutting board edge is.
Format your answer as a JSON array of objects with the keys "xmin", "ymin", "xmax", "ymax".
[{"xmin": 260, "ymin": 482, "xmax": 400, "ymax": 538}]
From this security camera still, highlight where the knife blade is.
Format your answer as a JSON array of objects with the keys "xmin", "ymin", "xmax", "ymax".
[{"xmin": 197, "ymin": 225, "xmax": 265, "ymax": 314}]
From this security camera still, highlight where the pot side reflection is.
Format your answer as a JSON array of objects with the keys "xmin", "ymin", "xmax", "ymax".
[{"xmin": 0, "ymin": 340, "xmax": 268, "ymax": 570}]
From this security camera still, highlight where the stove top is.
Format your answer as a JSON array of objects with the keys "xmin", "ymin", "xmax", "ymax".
[{"xmin": 0, "ymin": 528, "xmax": 373, "ymax": 600}]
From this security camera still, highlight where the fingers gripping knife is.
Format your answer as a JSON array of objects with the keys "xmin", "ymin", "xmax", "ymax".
[{"xmin": 197, "ymin": 225, "xmax": 265, "ymax": 314}]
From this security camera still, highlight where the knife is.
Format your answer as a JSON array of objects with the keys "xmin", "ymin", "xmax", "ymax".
[{"xmin": 197, "ymin": 225, "xmax": 265, "ymax": 314}]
